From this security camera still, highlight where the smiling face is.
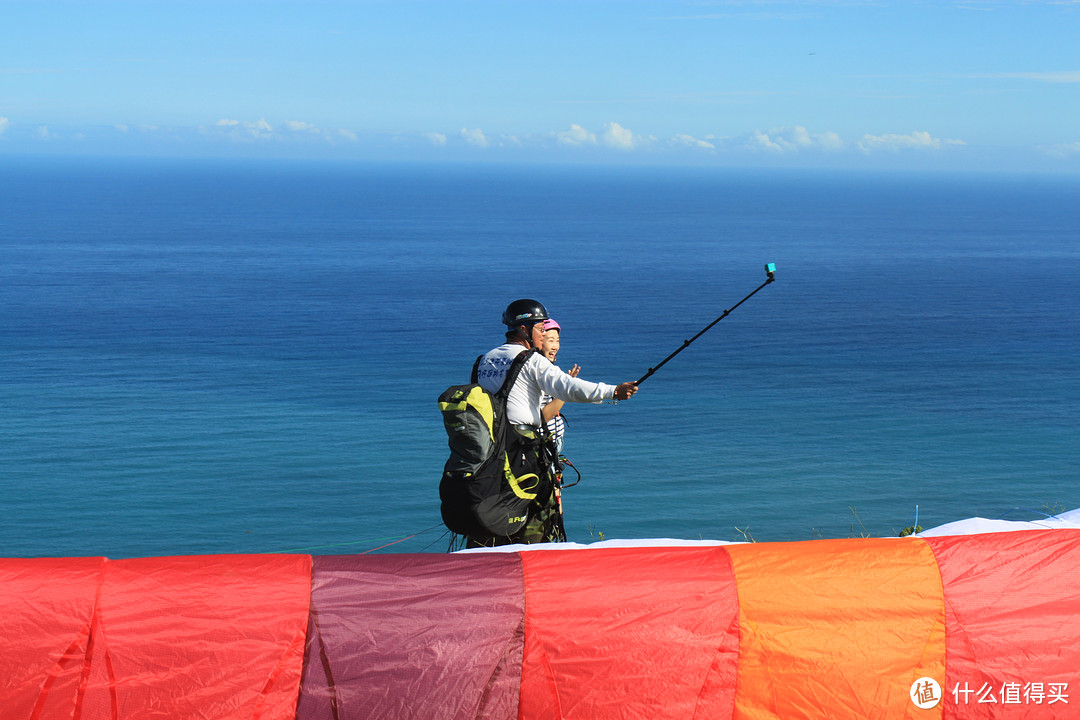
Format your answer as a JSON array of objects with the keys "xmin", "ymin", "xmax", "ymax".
[
  {"xmin": 523, "ymin": 321, "xmax": 547, "ymax": 351},
  {"xmin": 540, "ymin": 328, "xmax": 560, "ymax": 361}
]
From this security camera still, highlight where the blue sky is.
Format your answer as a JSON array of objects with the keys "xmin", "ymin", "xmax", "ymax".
[{"xmin": 2, "ymin": 0, "xmax": 1079, "ymax": 170}]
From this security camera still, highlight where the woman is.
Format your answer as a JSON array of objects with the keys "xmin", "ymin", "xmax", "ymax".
[{"xmin": 537, "ymin": 318, "xmax": 578, "ymax": 454}]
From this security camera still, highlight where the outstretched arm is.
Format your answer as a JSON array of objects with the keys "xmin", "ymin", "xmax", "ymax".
[{"xmin": 534, "ymin": 356, "xmax": 638, "ymax": 404}]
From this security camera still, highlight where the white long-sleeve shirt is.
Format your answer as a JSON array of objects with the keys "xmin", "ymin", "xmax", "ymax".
[{"xmin": 475, "ymin": 343, "xmax": 614, "ymax": 427}]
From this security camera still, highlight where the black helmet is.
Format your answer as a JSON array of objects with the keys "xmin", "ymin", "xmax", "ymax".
[{"xmin": 502, "ymin": 299, "xmax": 549, "ymax": 328}]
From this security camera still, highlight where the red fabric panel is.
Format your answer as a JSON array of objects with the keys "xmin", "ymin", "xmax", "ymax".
[
  {"xmin": 296, "ymin": 553, "xmax": 524, "ymax": 720},
  {"xmin": 76, "ymin": 554, "xmax": 312, "ymax": 720},
  {"xmin": 519, "ymin": 547, "xmax": 740, "ymax": 720},
  {"xmin": 926, "ymin": 530, "xmax": 1080, "ymax": 719},
  {"xmin": 0, "ymin": 557, "xmax": 105, "ymax": 720}
]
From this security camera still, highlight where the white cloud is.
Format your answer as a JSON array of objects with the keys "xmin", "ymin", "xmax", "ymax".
[
  {"xmin": 204, "ymin": 117, "xmax": 274, "ymax": 141},
  {"xmin": 36, "ymin": 125, "xmax": 52, "ymax": 140},
  {"xmin": 285, "ymin": 120, "xmax": 318, "ymax": 132},
  {"xmin": 749, "ymin": 130, "xmax": 787, "ymax": 153},
  {"xmin": 199, "ymin": 117, "xmax": 367, "ymax": 145},
  {"xmin": 600, "ymin": 121, "xmax": 637, "ymax": 150},
  {"xmin": 672, "ymin": 133, "xmax": 715, "ymax": 150},
  {"xmin": 460, "ymin": 127, "xmax": 489, "ymax": 147},
  {"xmin": 815, "ymin": 131, "xmax": 845, "ymax": 151},
  {"xmin": 556, "ymin": 123, "xmax": 597, "ymax": 146},
  {"xmin": 690, "ymin": 125, "xmax": 974, "ymax": 161},
  {"xmin": 740, "ymin": 127, "xmax": 846, "ymax": 154},
  {"xmin": 239, "ymin": 118, "xmax": 273, "ymax": 139},
  {"xmin": 1038, "ymin": 141, "xmax": 1080, "ymax": 157},
  {"xmin": 90, "ymin": 119, "xmax": 986, "ymax": 163},
  {"xmin": 857, "ymin": 130, "xmax": 965, "ymax": 153},
  {"xmin": 747, "ymin": 126, "xmax": 837, "ymax": 153},
  {"xmin": 0, "ymin": 116, "xmax": 9, "ymax": 134},
  {"xmin": 788, "ymin": 126, "xmax": 814, "ymax": 148}
]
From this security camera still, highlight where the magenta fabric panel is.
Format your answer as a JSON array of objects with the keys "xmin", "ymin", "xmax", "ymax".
[
  {"xmin": 296, "ymin": 553, "xmax": 525, "ymax": 720},
  {"xmin": 926, "ymin": 529, "xmax": 1080, "ymax": 719}
]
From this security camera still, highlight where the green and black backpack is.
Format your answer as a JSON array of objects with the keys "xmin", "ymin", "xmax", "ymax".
[{"xmin": 438, "ymin": 349, "xmax": 550, "ymax": 539}]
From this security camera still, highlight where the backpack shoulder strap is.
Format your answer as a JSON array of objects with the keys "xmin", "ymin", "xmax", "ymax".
[
  {"xmin": 497, "ymin": 348, "xmax": 536, "ymax": 399},
  {"xmin": 470, "ymin": 354, "xmax": 484, "ymax": 384}
]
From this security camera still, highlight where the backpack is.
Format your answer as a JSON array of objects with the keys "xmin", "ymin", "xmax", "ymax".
[{"xmin": 438, "ymin": 349, "xmax": 551, "ymax": 538}]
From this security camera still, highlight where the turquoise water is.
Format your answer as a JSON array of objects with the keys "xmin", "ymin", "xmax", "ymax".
[{"xmin": 2, "ymin": 158, "xmax": 1078, "ymax": 557}]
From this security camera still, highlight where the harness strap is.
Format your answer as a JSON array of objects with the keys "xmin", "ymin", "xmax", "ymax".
[{"xmin": 497, "ymin": 348, "xmax": 535, "ymax": 399}]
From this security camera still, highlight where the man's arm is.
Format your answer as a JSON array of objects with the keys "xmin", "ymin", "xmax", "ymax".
[{"xmin": 532, "ymin": 355, "xmax": 638, "ymax": 403}]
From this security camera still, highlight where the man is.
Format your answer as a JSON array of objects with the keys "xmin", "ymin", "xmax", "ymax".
[{"xmin": 468, "ymin": 299, "xmax": 638, "ymax": 546}]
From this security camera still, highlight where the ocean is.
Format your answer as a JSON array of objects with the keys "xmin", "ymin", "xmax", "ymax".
[{"xmin": 2, "ymin": 157, "xmax": 1078, "ymax": 558}]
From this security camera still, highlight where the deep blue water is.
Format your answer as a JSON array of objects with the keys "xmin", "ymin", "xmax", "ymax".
[{"xmin": 2, "ymin": 158, "xmax": 1078, "ymax": 557}]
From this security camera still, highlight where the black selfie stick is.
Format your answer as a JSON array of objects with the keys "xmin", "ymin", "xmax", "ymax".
[{"xmin": 635, "ymin": 263, "xmax": 776, "ymax": 386}]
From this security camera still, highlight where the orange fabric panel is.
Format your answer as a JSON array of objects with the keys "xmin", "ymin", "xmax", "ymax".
[
  {"xmin": 0, "ymin": 557, "xmax": 105, "ymax": 720},
  {"xmin": 925, "ymin": 529, "xmax": 1080, "ymax": 719},
  {"xmin": 727, "ymin": 538, "xmax": 946, "ymax": 720},
  {"xmin": 77, "ymin": 554, "xmax": 312, "ymax": 720},
  {"xmin": 519, "ymin": 546, "xmax": 740, "ymax": 720}
]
